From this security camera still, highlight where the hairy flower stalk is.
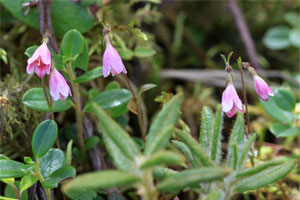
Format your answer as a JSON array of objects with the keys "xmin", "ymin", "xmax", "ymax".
[
  {"xmin": 102, "ymin": 28, "xmax": 146, "ymax": 141},
  {"xmin": 222, "ymin": 72, "xmax": 244, "ymax": 118}
]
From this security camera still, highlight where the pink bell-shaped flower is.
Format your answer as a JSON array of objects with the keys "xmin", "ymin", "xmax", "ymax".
[
  {"xmin": 27, "ymin": 42, "xmax": 51, "ymax": 78},
  {"xmin": 253, "ymin": 75, "xmax": 274, "ymax": 101},
  {"xmin": 49, "ymin": 68, "xmax": 72, "ymax": 101},
  {"xmin": 222, "ymin": 83, "xmax": 244, "ymax": 118},
  {"xmin": 102, "ymin": 35, "xmax": 127, "ymax": 77}
]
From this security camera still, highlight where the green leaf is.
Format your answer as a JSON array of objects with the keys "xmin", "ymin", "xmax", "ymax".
[
  {"xmin": 284, "ymin": 12, "xmax": 299, "ymax": 28},
  {"xmin": 85, "ymin": 89, "xmax": 132, "ymax": 117},
  {"xmin": 32, "ymin": 120, "xmax": 58, "ymax": 159},
  {"xmin": 117, "ymin": 48, "xmax": 134, "ymax": 60},
  {"xmin": 39, "ymin": 149, "xmax": 66, "ymax": 178},
  {"xmin": 157, "ymin": 167, "xmax": 231, "ymax": 192},
  {"xmin": 138, "ymin": 84, "xmax": 157, "ymax": 97},
  {"xmin": 85, "ymin": 136, "xmax": 100, "ymax": 151},
  {"xmin": 145, "ymin": 94, "xmax": 183, "ymax": 156},
  {"xmin": 260, "ymin": 95, "xmax": 294, "ymax": 124},
  {"xmin": 64, "ymin": 189, "xmax": 97, "ymax": 200},
  {"xmin": 263, "ymin": 26, "xmax": 291, "ymax": 50},
  {"xmin": 152, "ymin": 167, "xmax": 177, "ymax": 179},
  {"xmin": 43, "ymin": 165, "xmax": 76, "ymax": 188},
  {"xmin": 199, "ymin": 106, "xmax": 214, "ymax": 154},
  {"xmin": 4, "ymin": 181, "xmax": 28, "ymax": 200},
  {"xmin": 172, "ymin": 140, "xmax": 198, "ymax": 168},
  {"xmin": 62, "ymin": 170, "xmax": 140, "ymax": 193},
  {"xmin": 22, "ymin": 88, "xmax": 72, "ymax": 112},
  {"xmin": 235, "ymin": 160, "xmax": 296, "ymax": 192},
  {"xmin": 105, "ymin": 81, "xmax": 121, "ymax": 90},
  {"xmin": 61, "ymin": 29, "xmax": 84, "ymax": 60},
  {"xmin": 102, "ymin": 133, "xmax": 134, "ymax": 172},
  {"xmin": 0, "ymin": 196, "xmax": 18, "ymax": 200},
  {"xmin": 270, "ymin": 123, "xmax": 300, "ymax": 137},
  {"xmin": 0, "ymin": 0, "xmax": 95, "ymax": 37},
  {"xmin": 174, "ymin": 129, "xmax": 213, "ymax": 166},
  {"xmin": 72, "ymin": 35, "xmax": 89, "ymax": 71},
  {"xmin": 24, "ymin": 46, "xmax": 38, "ymax": 57},
  {"xmin": 66, "ymin": 140, "xmax": 73, "ymax": 166},
  {"xmin": 211, "ymin": 105, "xmax": 223, "ymax": 164},
  {"xmin": 0, "ymin": 178, "xmax": 14, "ymax": 185},
  {"xmin": 74, "ymin": 67, "xmax": 103, "ymax": 83},
  {"xmin": 133, "ymin": 46, "xmax": 156, "ymax": 57},
  {"xmin": 237, "ymin": 134, "xmax": 256, "ymax": 170},
  {"xmin": 274, "ymin": 89, "xmax": 296, "ymax": 112},
  {"xmin": 140, "ymin": 150, "xmax": 185, "ymax": 170},
  {"xmin": 205, "ymin": 190, "xmax": 224, "ymax": 200},
  {"xmin": 20, "ymin": 174, "xmax": 38, "ymax": 193},
  {"xmin": 0, "ymin": 160, "xmax": 26, "ymax": 178},
  {"xmin": 289, "ymin": 28, "xmax": 300, "ymax": 48},
  {"xmin": 88, "ymin": 103, "xmax": 140, "ymax": 160}
]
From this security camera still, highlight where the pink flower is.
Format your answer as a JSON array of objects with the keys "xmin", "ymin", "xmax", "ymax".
[
  {"xmin": 49, "ymin": 68, "xmax": 72, "ymax": 101},
  {"xmin": 253, "ymin": 75, "xmax": 274, "ymax": 101},
  {"xmin": 222, "ymin": 83, "xmax": 244, "ymax": 118},
  {"xmin": 27, "ymin": 42, "xmax": 51, "ymax": 78},
  {"xmin": 102, "ymin": 42, "xmax": 127, "ymax": 77}
]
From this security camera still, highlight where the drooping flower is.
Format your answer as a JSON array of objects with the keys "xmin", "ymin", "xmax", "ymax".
[
  {"xmin": 27, "ymin": 42, "xmax": 51, "ymax": 78},
  {"xmin": 49, "ymin": 68, "xmax": 72, "ymax": 101},
  {"xmin": 102, "ymin": 34, "xmax": 127, "ymax": 77},
  {"xmin": 253, "ymin": 75, "xmax": 274, "ymax": 101},
  {"xmin": 222, "ymin": 83, "xmax": 244, "ymax": 118}
]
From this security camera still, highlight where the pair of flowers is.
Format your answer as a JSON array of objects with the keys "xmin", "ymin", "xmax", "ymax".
[
  {"xmin": 222, "ymin": 67, "xmax": 273, "ymax": 118},
  {"xmin": 27, "ymin": 33, "xmax": 126, "ymax": 101}
]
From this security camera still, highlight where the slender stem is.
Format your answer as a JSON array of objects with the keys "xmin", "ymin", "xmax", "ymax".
[
  {"xmin": 123, "ymin": 74, "xmax": 146, "ymax": 142},
  {"xmin": 35, "ymin": 160, "xmax": 52, "ymax": 200},
  {"xmin": 67, "ymin": 64, "xmax": 86, "ymax": 161},
  {"xmin": 42, "ymin": 77, "xmax": 60, "ymax": 149},
  {"xmin": 278, "ymin": 181, "xmax": 289, "ymax": 200}
]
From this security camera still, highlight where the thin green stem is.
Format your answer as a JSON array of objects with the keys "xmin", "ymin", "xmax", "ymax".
[
  {"xmin": 139, "ymin": 170, "xmax": 158, "ymax": 200},
  {"xmin": 42, "ymin": 77, "xmax": 60, "ymax": 149},
  {"xmin": 123, "ymin": 74, "xmax": 146, "ymax": 142},
  {"xmin": 67, "ymin": 64, "xmax": 86, "ymax": 162},
  {"xmin": 35, "ymin": 160, "xmax": 52, "ymax": 200}
]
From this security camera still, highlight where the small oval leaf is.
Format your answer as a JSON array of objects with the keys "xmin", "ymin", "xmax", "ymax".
[{"xmin": 32, "ymin": 120, "xmax": 58, "ymax": 159}]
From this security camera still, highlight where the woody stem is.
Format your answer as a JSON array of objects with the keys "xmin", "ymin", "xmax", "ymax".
[
  {"xmin": 67, "ymin": 64, "xmax": 86, "ymax": 161},
  {"xmin": 41, "ymin": 77, "xmax": 60, "ymax": 149},
  {"xmin": 123, "ymin": 74, "xmax": 146, "ymax": 142}
]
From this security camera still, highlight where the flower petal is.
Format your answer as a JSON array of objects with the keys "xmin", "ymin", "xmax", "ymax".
[{"xmin": 226, "ymin": 104, "xmax": 236, "ymax": 118}]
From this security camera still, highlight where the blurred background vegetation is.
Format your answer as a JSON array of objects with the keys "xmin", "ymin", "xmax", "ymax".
[{"xmin": 0, "ymin": 0, "xmax": 299, "ymax": 199}]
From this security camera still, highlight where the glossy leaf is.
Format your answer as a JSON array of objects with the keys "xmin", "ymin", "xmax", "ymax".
[
  {"xmin": 64, "ymin": 189, "xmax": 97, "ymax": 200},
  {"xmin": 32, "ymin": 120, "xmax": 58, "ymax": 159},
  {"xmin": 274, "ymin": 89, "xmax": 296, "ymax": 112},
  {"xmin": 20, "ymin": 174, "xmax": 38, "ymax": 193},
  {"xmin": 211, "ymin": 105, "xmax": 223, "ymax": 164},
  {"xmin": 0, "ymin": 178, "xmax": 14, "ymax": 185},
  {"xmin": 62, "ymin": 170, "xmax": 140, "ymax": 193},
  {"xmin": 72, "ymin": 36, "xmax": 89, "ymax": 71},
  {"xmin": 235, "ymin": 160, "xmax": 296, "ymax": 192},
  {"xmin": 39, "ymin": 149, "xmax": 66, "ymax": 178},
  {"xmin": 260, "ymin": 95, "xmax": 294, "ymax": 124},
  {"xmin": 270, "ymin": 123, "xmax": 300, "ymax": 137},
  {"xmin": 4, "ymin": 181, "xmax": 28, "ymax": 200},
  {"xmin": 24, "ymin": 46, "xmax": 38, "ymax": 58},
  {"xmin": 175, "ymin": 129, "xmax": 213, "ymax": 166},
  {"xmin": 89, "ymin": 103, "xmax": 140, "ymax": 160},
  {"xmin": 61, "ymin": 29, "xmax": 84, "ymax": 60},
  {"xmin": 0, "ymin": 160, "xmax": 26, "ymax": 178},
  {"xmin": 133, "ymin": 46, "xmax": 156, "ymax": 57},
  {"xmin": 263, "ymin": 26, "xmax": 291, "ymax": 50},
  {"xmin": 157, "ymin": 167, "xmax": 231, "ymax": 192},
  {"xmin": 22, "ymin": 88, "xmax": 72, "ymax": 112},
  {"xmin": 74, "ymin": 67, "xmax": 103, "ymax": 83},
  {"xmin": 140, "ymin": 150, "xmax": 185, "ymax": 169},
  {"xmin": 199, "ymin": 106, "xmax": 214, "ymax": 154},
  {"xmin": 85, "ymin": 89, "xmax": 132, "ymax": 117},
  {"xmin": 0, "ymin": 0, "xmax": 95, "ymax": 37},
  {"xmin": 172, "ymin": 140, "xmax": 198, "ymax": 168},
  {"xmin": 43, "ymin": 165, "xmax": 76, "ymax": 188},
  {"xmin": 145, "ymin": 94, "xmax": 183, "ymax": 156}
]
